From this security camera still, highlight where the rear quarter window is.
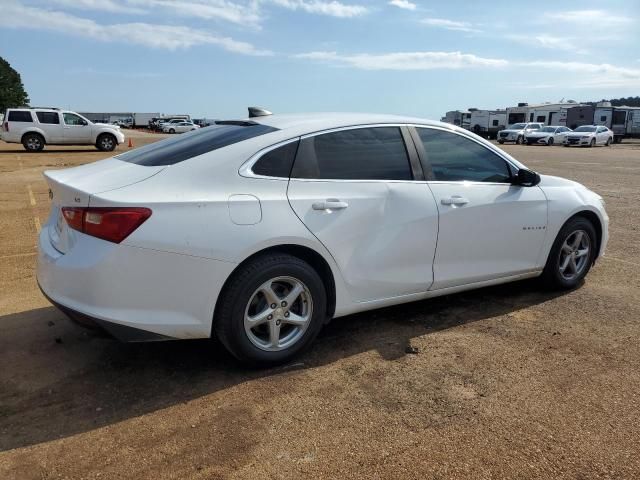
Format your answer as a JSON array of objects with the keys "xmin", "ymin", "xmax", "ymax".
[
  {"xmin": 252, "ymin": 141, "xmax": 299, "ymax": 178},
  {"xmin": 36, "ymin": 111, "xmax": 60, "ymax": 124},
  {"xmin": 116, "ymin": 123, "xmax": 278, "ymax": 166},
  {"xmin": 8, "ymin": 111, "xmax": 33, "ymax": 122}
]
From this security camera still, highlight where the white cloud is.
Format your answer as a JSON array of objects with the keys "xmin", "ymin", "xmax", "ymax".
[
  {"xmin": 0, "ymin": 2, "xmax": 272, "ymax": 54},
  {"xmin": 388, "ymin": 0, "xmax": 416, "ymax": 10},
  {"xmin": 421, "ymin": 18, "xmax": 480, "ymax": 33},
  {"xmin": 268, "ymin": 0, "xmax": 368, "ymax": 17},
  {"xmin": 50, "ymin": 0, "xmax": 146, "ymax": 14},
  {"xmin": 507, "ymin": 34, "xmax": 588, "ymax": 55},
  {"xmin": 129, "ymin": 0, "xmax": 262, "ymax": 26},
  {"xmin": 544, "ymin": 10, "xmax": 632, "ymax": 26},
  {"xmin": 295, "ymin": 49, "xmax": 640, "ymax": 88},
  {"xmin": 294, "ymin": 51, "xmax": 508, "ymax": 70}
]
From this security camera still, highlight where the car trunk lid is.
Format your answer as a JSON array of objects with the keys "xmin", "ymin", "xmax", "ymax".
[{"xmin": 44, "ymin": 158, "xmax": 164, "ymax": 253}]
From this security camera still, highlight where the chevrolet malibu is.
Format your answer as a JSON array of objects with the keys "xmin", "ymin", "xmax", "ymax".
[{"xmin": 37, "ymin": 112, "xmax": 609, "ymax": 365}]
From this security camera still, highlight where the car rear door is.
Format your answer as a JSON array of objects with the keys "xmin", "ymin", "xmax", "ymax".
[
  {"xmin": 412, "ymin": 126, "xmax": 548, "ymax": 290},
  {"xmin": 287, "ymin": 125, "xmax": 439, "ymax": 302},
  {"xmin": 35, "ymin": 111, "xmax": 64, "ymax": 142}
]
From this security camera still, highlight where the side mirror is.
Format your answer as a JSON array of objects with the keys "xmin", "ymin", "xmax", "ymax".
[{"xmin": 513, "ymin": 168, "xmax": 541, "ymax": 187}]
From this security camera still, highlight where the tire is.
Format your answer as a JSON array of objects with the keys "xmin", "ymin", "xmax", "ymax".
[
  {"xmin": 498, "ymin": 140, "xmax": 505, "ymax": 144},
  {"xmin": 169, "ymin": 128, "xmax": 175, "ymax": 134},
  {"xmin": 589, "ymin": 138, "xmax": 596, "ymax": 148},
  {"xmin": 605, "ymin": 137, "xmax": 612, "ymax": 146},
  {"xmin": 547, "ymin": 137, "xmax": 554, "ymax": 146},
  {"xmin": 22, "ymin": 133, "xmax": 45, "ymax": 152},
  {"xmin": 563, "ymin": 144, "xmax": 570, "ymax": 147},
  {"xmin": 214, "ymin": 254, "xmax": 327, "ymax": 366},
  {"xmin": 96, "ymin": 133, "xmax": 117, "ymax": 152},
  {"xmin": 516, "ymin": 135, "xmax": 524, "ymax": 145},
  {"xmin": 540, "ymin": 216, "xmax": 597, "ymax": 290}
]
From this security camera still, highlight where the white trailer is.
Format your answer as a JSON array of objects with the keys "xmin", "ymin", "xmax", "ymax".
[
  {"xmin": 611, "ymin": 106, "xmax": 640, "ymax": 142},
  {"xmin": 133, "ymin": 112, "xmax": 160, "ymax": 128},
  {"xmin": 506, "ymin": 104, "xmax": 530, "ymax": 126},
  {"xmin": 528, "ymin": 102, "xmax": 582, "ymax": 126},
  {"xmin": 469, "ymin": 109, "xmax": 507, "ymax": 139}
]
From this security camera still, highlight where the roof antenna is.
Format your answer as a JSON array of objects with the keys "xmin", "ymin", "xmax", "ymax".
[{"xmin": 248, "ymin": 107, "xmax": 272, "ymax": 118}]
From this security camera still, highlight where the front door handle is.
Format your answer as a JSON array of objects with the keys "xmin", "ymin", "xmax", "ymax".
[
  {"xmin": 441, "ymin": 195, "xmax": 469, "ymax": 206},
  {"xmin": 312, "ymin": 199, "xmax": 349, "ymax": 211}
]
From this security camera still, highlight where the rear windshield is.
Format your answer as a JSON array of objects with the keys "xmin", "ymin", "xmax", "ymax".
[{"xmin": 116, "ymin": 123, "xmax": 278, "ymax": 166}]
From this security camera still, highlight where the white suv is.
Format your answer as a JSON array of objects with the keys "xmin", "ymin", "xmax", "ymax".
[{"xmin": 1, "ymin": 108, "xmax": 125, "ymax": 152}]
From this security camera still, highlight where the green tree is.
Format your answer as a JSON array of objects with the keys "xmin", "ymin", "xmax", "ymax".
[{"xmin": 0, "ymin": 57, "xmax": 30, "ymax": 112}]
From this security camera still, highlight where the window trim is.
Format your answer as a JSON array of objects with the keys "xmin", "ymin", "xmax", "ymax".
[
  {"xmin": 240, "ymin": 137, "xmax": 301, "ymax": 180},
  {"xmin": 410, "ymin": 125, "xmax": 520, "ymax": 186}
]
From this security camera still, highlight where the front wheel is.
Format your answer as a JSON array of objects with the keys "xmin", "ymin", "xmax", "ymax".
[
  {"xmin": 547, "ymin": 137, "xmax": 554, "ymax": 146},
  {"xmin": 516, "ymin": 135, "xmax": 524, "ymax": 145},
  {"xmin": 498, "ymin": 140, "xmax": 505, "ymax": 144},
  {"xmin": 540, "ymin": 217, "xmax": 596, "ymax": 290},
  {"xmin": 214, "ymin": 254, "xmax": 327, "ymax": 366},
  {"xmin": 605, "ymin": 137, "xmax": 612, "ymax": 146},
  {"xmin": 96, "ymin": 133, "xmax": 117, "ymax": 152},
  {"xmin": 589, "ymin": 138, "xmax": 596, "ymax": 148},
  {"xmin": 169, "ymin": 128, "xmax": 175, "ymax": 134}
]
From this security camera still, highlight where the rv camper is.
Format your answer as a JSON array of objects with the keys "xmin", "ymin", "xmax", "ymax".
[
  {"xmin": 527, "ymin": 102, "xmax": 580, "ymax": 126},
  {"xmin": 469, "ymin": 109, "xmax": 507, "ymax": 139},
  {"xmin": 506, "ymin": 103, "xmax": 529, "ymax": 126},
  {"xmin": 565, "ymin": 106, "xmax": 595, "ymax": 130}
]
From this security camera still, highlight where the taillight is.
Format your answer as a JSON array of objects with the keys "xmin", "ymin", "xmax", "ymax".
[{"xmin": 61, "ymin": 207, "xmax": 152, "ymax": 243}]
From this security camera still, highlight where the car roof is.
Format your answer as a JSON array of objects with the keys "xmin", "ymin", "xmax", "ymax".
[{"xmin": 249, "ymin": 112, "xmax": 455, "ymax": 137}]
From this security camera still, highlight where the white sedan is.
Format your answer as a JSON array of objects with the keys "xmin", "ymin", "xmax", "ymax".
[
  {"xmin": 163, "ymin": 121, "xmax": 200, "ymax": 134},
  {"xmin": 525, "ymin": 126, "xmax": 572, "ymax": 146},
  {"xmin": 37, "ymin": 112, "xmax": 609, "ymax": 365},
  {"xmin": 564, "ymin": 125, "xmax": 614, "ymax": 147}
]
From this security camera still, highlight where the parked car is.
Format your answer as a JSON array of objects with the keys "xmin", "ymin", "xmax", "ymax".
[
  {"xmin": 1, "ymin": 108, "xmax": 125, "ymax": 152},
  {"xmin": 37, "ymin": 112, "xmax": 608, "ymax": 365},
  {"xmin": 163, "ymin": 121, "xmax": 200, "ymax": 134},
  {"xmin": 497, "ymin": 122, "xmax": 544, "ymax": 144},
  {"xmin": 563, "ymin": 125, "xmax": 613, "ymax": 147},
  {"xmin": 525, "ymin": 126, "xmax": 572, "ymax": 146}
]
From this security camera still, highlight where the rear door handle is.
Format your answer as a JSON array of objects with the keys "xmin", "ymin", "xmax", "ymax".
[
  {"xmin": 441, "ymin": 196, "xmax": 469, "ymax": 206},
  {"xmin": 312, "ymin": 199, "xmax": 349, "ymax": 211}
]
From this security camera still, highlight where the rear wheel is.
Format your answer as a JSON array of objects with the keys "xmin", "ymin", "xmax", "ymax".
[
  {"xmin": 214, "ymin": 254, "xmax": 327, "ymax": 366},
  {"xmin": 498, "ymin": 140, "xmax": 505, "ymax": 144},
  {"xmin": 96, "ymin": 133, "xmax": 117, "ymax": 152},
  {"xmin": 22, "ymin": 133, "xmax": 45, "ymax": 152},
  {"xmin": 605, "ymin": 137, "xmax": 612, "ymax": 146},
  {"xmin": 540, "ymin": 217, "xmax": 596, "ymax": 290},
  {"xmin": 169, "ymin": 128, "xmax": 175, "ymax": 134}
]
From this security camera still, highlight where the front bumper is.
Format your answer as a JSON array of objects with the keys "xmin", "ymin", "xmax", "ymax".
[
  {"xmin": 526, "ymin": 136, "xmax": 551, "ymax": 144},
  {"xmin": 564, "ymin": 137, "xmax": 591, "ymax": 146},
  {"xmin": 37, "ymin": 219, "xmax": 236, "ymax": 341}
]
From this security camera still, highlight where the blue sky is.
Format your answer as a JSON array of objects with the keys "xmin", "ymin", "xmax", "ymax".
[{"xmin": 1, "ymin": 0, "xmax": 638, "ymax": 119}]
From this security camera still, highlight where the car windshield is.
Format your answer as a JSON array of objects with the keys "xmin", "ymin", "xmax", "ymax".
[
  {"xmin": 574, "ymin": 126, "xmax": 597, "ymax": 132},
  {"xmin": 540, "ymin": 127, "xmax": 556, "ymax": 132},
  {"xmin": 116, "ymin": 122, "xmax": 278, "ymax": 166},
  {"xmin": 509, "ymin": 123, "xmax": 526, "ymax": 129}
]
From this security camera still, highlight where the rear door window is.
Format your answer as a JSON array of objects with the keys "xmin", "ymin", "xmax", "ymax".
[
  {"xmin": 117, "ymin": 123, "xmax": 278, "ymax": 166},
  {"xmin": 8, "ymin": 111, "xmax": 33, "ymax": 122},
  {"xmin": 291, "ymin": 127, "xmax": 412, "ymax": 180},
  {"xmin": 36, "ymin": 111, "xmax": 60, "ymax": 124}
]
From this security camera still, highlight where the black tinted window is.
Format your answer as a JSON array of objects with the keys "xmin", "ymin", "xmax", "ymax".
[
  {"xmin": 36, "ymin": 111, "xmax": 60, "ymax": 124},
  {"xmin": 291, "ymin": 127, "xmax": 412, "ymax": 180},
  {"xmin": 253, "ymin": 141, "xmax": 299, "ymax": 177},
  {"xmin": 117, "ymin": 123, "xmax": 278, "ymax": 166},
  {"xmin": 8, "ymin": 111, "xmax": 33, "ymax": 122},
  {"xmin": 417, "ymin": 128, "xmax": 511, "ymax": 183}
]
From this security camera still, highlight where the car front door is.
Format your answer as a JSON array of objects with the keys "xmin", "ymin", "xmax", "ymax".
[
  {"xmin": 62, "ymin": 113, "xmax": 92, "ymax": 143},
  {"xmin": 287, "ymin": 126, "xmax": 439, "ymax": 302},
  {"xmin": 596, "ymin": 127, "xmax": 608, "ymax": 144},
  {"xmin": 413, "ymin": 127, "xmax": 548, "ymax": 290}
]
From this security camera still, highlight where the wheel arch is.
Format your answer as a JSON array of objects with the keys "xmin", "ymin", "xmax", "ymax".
[
  {"xmin": 212, "ymin": 244, "xmax": 337, "ymax": 335},
  {"xmin": 571, "ymin": 210, "xmax": 603, "ymax": 261},
  {"xmin": 21, "ymin": 129, "xmax": 47, "ymax": 144}
]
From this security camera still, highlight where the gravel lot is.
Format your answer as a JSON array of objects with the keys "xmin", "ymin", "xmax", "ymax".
[{"xmin": 1, "ymin": 131, "xmax": 639, "ymax": 479}]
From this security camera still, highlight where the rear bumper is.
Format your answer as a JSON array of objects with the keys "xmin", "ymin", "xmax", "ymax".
[{"xmin": 36, "ymin": 219, "xmax": 237, "ymax": 341}]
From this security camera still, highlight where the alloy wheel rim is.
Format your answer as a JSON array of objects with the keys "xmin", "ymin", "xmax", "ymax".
[
  {"xmin": 244, "ymin": 276, "xmax": 313, "ymax": 352},
  {"xmin": 102, "ymin": 137, "xmax": 114, "ymax": 149},
  {"xmin": 558, "ymin": 229, "xmax": 590, "ymax": 281},
  {"xmin": 28, "ymin": 137, "xmax": 41, "ymax": 150}
]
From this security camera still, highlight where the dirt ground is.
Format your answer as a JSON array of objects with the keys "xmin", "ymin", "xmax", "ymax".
[{"xmin": 0, "ymin": 130, "xmax": 639, "ymax": 479}]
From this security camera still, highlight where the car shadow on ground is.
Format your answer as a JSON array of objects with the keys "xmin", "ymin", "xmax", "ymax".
[
  {"xmin": 0, "ymin": 279, "xmax": 567, "ymax": 452},
  {"xmin": 0, "ymin": 149, "xmax": 104, "ymax": 154}
]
